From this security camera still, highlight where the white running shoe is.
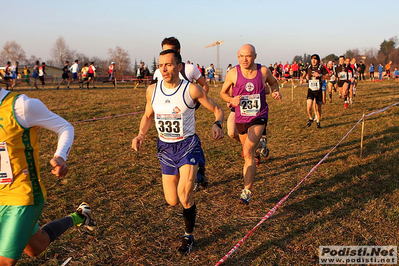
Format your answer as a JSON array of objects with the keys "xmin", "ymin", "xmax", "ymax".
[
  {"xmin": 239, "ymin": 189, "xmax": 252, "ymax": 205},
  {"xmin": 77, "ymin": 202, "xmax": 97, "ymax": 229}
]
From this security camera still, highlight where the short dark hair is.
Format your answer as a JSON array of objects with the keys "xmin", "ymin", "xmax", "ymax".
[
  {"xmin": 311, "ymin": 54, "xmax": 320, "ymax": 63},
  {"xmin": 65, "ymin": 61, "xmax": 69, "ymax": 64},
  {"xmin": 84, "ymin": 63, "xmax": 88, "ymax": 66},
  {"xmin": 160, "ymin": 49, "xmax": 182, "ymax": 65},
  {"xmin": 161, "ymin": 37, "xmax": 181, "ymax": 51},
  {"xmin": 339, "ymin": 55, "xmax": 345, "ymax": 59}
]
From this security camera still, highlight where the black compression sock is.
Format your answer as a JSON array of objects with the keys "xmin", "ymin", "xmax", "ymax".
[
  {"xmin": 41, "ymin": 216, "xmax": 73, "ymax": 243},
  {"xmin": 183, "ymin": 204, "xmax": 196, "ymax": 234}
]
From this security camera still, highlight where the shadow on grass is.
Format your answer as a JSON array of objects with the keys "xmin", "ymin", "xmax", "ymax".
[{"xmin": 219, "ymin": 126, "xmax": 399, "ymax": 265}]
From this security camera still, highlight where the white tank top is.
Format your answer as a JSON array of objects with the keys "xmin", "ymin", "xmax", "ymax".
[{"xmin": 152, "ymin": 80, "xmax": 196, "ymax": 143}]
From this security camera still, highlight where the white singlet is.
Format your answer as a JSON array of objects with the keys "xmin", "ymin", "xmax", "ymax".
[{"xmin": 151, "ymin": 80, "xmax": 196, "ymax": 143}]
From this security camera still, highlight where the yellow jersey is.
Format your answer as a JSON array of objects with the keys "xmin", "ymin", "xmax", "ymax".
[{"xmin": 0, "ymin": 92, "xmax": 46, "ymax": 205}]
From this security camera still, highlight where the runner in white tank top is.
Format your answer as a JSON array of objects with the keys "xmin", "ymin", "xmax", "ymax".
[{"xmin": 132, "ymin": 49, "xmax": 223, "ymax": 254}]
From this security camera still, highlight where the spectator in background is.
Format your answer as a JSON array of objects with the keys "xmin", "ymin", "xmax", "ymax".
[
  {"xmin": 208, "ymin": 63, "xmax": 216, "ymax": 87},
  {"xmin": 38, "ymin": 62, "xmax": 46, "ymax": 90},
  {"xmin": 292, "ymin": 61, "xmax": 299, "ymax": 78},
  {"xmin": 144, "ymin": 66, "xmax": 150, "ymax": 77},
  {"xmin": 57, "ymin": 61, "xmax": 70, "ymax": 90},
  {"xmin": 23, "ymin": 65, "xmax": 30, "ymax": 86},
  {"xmin": 88, "ymin": 62, "xmax": 96, "ymax": 88},
  {"xmin": 377, "ymin": 63, "xmax": 383, "ymax": 81},
  {"xmin": 10, "ymin": 61, "xmax": 19, "ymax": 90},
  {"xmin": 358, "ymin": 61, "xmax": 366, "ymax": 80},
  {"xmin": 369, "ymin": 63, "xmax": 375, "ymax": 81},
  {"xmin": 69, "ymin": 60, "xmax": 80, "ymax": 88},
  {"xmin": 268, "ymin": 63, "xmax": 274, "ymax": 73},
  {"xmin": 383, "ymin": 61, "xmax": 392, "ymax": 80},
  {"xmin": 143, "ymin": 66, "xmax": 150, "ymax": 86},
  {"xmin": 281, "ymin": 61, "xmax": 296, "ymax": 88},
  {"xmin": 2, "ymin": 61, "xmax": 11, "ymax": 90},
  {"xmin": 31, "ymin": 61, "xmax": 40, "ymax": 90},
  {"xmin": 394, "ymin": 67, "xmax": 399, "ymax": 82},
  {"xmin": 197, "ymin": 64, "xmax": 202, "ymax": 75},
  {"xmin": 80, "ymin": 63, "xmax": 90, "ymax": 89},
  {"xmin": 108, "ymin": 62, "xmax": 116, "ymax": 88},
  {"xmin": 137, "ymin": 62, "xmax": 144, "ymax": 83}
]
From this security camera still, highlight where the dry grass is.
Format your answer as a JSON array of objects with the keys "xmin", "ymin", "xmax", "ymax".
[{"xmin": 14, "ymin": 80, "xmax": 399, "ymax": 265}]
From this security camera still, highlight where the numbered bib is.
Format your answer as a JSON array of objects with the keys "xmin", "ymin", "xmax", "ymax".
[
  {"xmin": 0, "ymin": 142, "xmax": 13, "ymax": 184},
  {"xmin": 339, "ymin": 72, "xmax": 347, "ymax": 80},
  {"xmin": 308, "ymin": 79, "xmax": 320, "ymax": 91},
  {"xmin": 156, "ymin": 114, "xmax": 183, "ymax": 141},
  {"xmin": 240, "ymin": 94, "xmax": 261, "ymax": 116}
]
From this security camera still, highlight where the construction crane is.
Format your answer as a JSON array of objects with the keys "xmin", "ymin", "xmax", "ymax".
[{"xmin": 205, "ymin": 41, "xmax": 223, "ymax": 72}]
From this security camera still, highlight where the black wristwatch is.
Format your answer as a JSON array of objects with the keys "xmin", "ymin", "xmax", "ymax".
[{"xmin": 213, "ymin": 121, "xmax": 222, "ymax": 129}]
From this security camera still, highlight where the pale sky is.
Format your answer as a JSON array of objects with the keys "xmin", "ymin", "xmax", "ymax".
[{"xmin": 2, "ymin": 0, "xmax": 398, "ymax": 71}]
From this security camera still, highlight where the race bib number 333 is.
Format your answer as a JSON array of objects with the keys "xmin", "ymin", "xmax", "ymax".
[{"xmin": 156, "ymin": 114, "xmax": 183, "ymax": 140}]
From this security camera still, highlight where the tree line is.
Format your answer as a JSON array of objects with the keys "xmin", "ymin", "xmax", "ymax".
[{"xmin": 291, "ymin": 36, "xmax": 398, "ymax": 65}]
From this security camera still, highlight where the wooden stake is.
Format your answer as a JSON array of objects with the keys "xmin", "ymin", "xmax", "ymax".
[
  {"xmin": 291, "ymin": 85, "xmax": 294, "ymax": 101},
  {"xmin": 114, "ymin": 73, "xmax": 118, "ymax": 89},
  {"xmin": 360, "ymin": 113, "xmax": 365, "ymax": 157}
]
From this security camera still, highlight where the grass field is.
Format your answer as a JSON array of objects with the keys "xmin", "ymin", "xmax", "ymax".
[{"xmin": 13, "ymin": 79, "xmax": 399, "ymax": 266}]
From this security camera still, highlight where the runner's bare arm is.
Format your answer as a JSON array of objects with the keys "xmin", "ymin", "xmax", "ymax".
[
  {"xmin": 196, "ymin": 76, "xmax": 209, "ymax": 94},
  {"xmin": 132, "ymin": 85, "xmax": 155, "ymax": 151},
  {"xmin": 220, "ymin": 68, "xmax": 240, "ymax": 106}
]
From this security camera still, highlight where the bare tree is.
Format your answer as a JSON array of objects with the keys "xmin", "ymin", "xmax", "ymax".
[
  {"xmin": 90, "ymin": 56, "xmax": 108, "ymax": 75},
  {"xmin": 26, "ymin": 55, "xmax": 42, "ymax": 65},
  {"xmin": 108, "ymin": 46, "xmax": 131, "ymax": 77},
  {"xmin": 50, "ymin": 36, "xmax": 76, "ymax": 68},
  {"xmin": 75, "ymin": 52, "xmax": 90, "ymax": 66},
  {"xmin": 344, "ymin": 48, "xmax": 360, "ymax": 60},
  {"xmin": 363, "ymin": 48, "xmax": 378, "ymax": 64},
  {"xmin": 0, "ymin": 41, "xmax": 27, "ymax": 64}
]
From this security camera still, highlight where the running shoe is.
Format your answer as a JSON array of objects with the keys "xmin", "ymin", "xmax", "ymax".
[
  {"xmin": 76, "ymin": 202, "xmax": 97, "ymax": 229},
  {"xmin": 317, "ymin": 122, "xmax": 321, "ymax": 128},
  {"xmin": 239, "ymin": 188, "xmax": 252, "ymax": 205},
  {"xmin": 259, "ymin": 137, "xmax": 269, "ymax": 158},
  {"xmin": 344, "ymin": 102, "xmax": 348, "ymax": 108},
  {"xmin": 193, "ymin": 165, "xmax": 208, "ymax": 192},
  {"xmin": 56, "ymin": 87, "xmax": 59, "ymax": 90},
  {"xmin": 178, "ymin": 234, "xmax": 194, "ymax": 254},
  {"xmin": 307, "ymin": 119, "xmax": 314, "ymax": 127}
]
